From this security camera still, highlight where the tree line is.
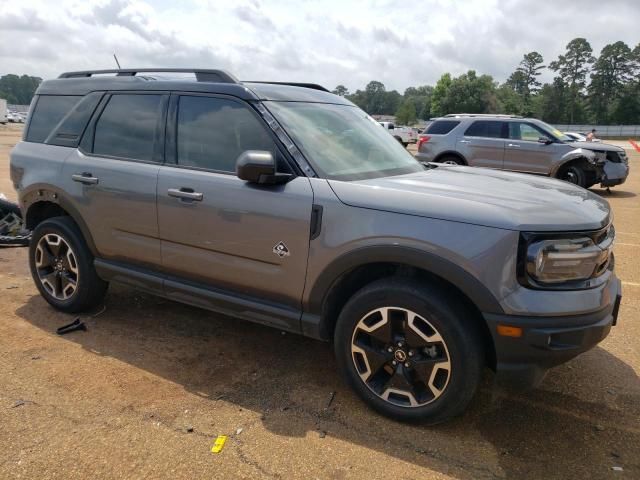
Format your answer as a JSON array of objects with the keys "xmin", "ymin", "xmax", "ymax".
[
  {"xmin": 333, "ymin": 38, "xmax": 640, "ymax": 125},
  {"xmin": 0, "ymin": 74, "xmax": 42, "ymax": 105}
]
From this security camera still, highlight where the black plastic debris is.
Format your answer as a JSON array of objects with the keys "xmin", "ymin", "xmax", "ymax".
[
  {"xmin": 0, "ymin": 195, "xmax": 30, "ymax": 247},
  {"xmin": 56, "ymin": 318, "xmax": 87, "ymax": 335}
]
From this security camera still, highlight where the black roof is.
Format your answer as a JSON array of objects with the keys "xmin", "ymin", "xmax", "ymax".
[{"xmin": 36, "ymin": 68, "xmax": 353, "ymax": 105}]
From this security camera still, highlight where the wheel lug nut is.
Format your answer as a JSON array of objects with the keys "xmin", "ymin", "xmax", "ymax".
[
  {"xmin": 387, "ymin": 347, "xmax": 393, "ymax": 353},
  {"xmin": 404, "ymin": 362, "xmax": 410, "ymax": 368},
  {"xmin": 397, "ymin": 341, "xmax": 403, "ymax": 347},
  {"xmin": 408, "ymin": 351, "xmax": 414, "ymax": 357},
  {"xmin": 392, "ymin": 360, "xmax": 397, "ymax": 365}
]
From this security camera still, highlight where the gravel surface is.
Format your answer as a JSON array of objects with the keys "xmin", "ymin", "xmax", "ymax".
[{"xmin": 1, "ymin": 126, "xmax": 639, "ymax": 479}]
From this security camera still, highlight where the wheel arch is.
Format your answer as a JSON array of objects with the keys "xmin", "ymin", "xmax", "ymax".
[
  {"xmin": 302, "ymin": 246, "xmax": 503, "ymax": 367},
  {"xmin": 433, "ymin": 151, "xmax": 467, "ymax": 165},
  {"xmin": 22, "ymin": 184, "xmax": 98, "ymax": 256},
  {"xmin": 550, "ymin": 148, "xmax": 597, "ymax": 178}
]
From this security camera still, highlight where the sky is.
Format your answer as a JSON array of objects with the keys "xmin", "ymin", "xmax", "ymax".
[{"xmin": 1, "ymin": 0, "xmax": 639, "ymax": 93}]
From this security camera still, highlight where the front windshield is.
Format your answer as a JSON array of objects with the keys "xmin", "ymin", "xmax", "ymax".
[
  {"xmin": 265, "ymin": 102, "xmax": 424, "ymax": 180},
  {"xmin": 534, "ymin": 119, "xmax": 572, "ymax": 142}
]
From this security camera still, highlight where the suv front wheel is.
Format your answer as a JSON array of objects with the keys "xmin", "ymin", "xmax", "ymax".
[
  {"xmin": 29, "ymin": 216, "xmax": 108, "ymax": 313},
  {"xmin": 334, "ymin": 278, "xmax": 484, "ymax": 424}
]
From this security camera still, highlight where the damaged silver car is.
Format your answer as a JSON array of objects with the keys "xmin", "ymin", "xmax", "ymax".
[{"xmin": 416, "ymin": 114, "xmax": 629, "ymax": 189}]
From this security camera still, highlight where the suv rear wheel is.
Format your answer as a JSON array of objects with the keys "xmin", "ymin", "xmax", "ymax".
[
  {"xmin": 334, "ymin": 278, "xmax": 484, "ymax": 424},
  {"xmin": 29, "ymin": 216, "xmax": 108, "ymax": 313},
  {"xmin": 438, "ymin": 155, "xmax": 464, "ymax": 165}
]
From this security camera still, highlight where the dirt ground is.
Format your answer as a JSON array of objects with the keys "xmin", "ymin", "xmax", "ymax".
[{"xmin": 1, "ymin": 124, "xmax": 639, "ymax": 479}]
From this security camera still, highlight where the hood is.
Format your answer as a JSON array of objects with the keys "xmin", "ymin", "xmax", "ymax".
[
  {"xmin": 567, "ymin": 141, "xmax": 624, "ymax": 152},
  {"xmin": 328, "ymin": 166, "xmax": 611, "ymax": 231}
]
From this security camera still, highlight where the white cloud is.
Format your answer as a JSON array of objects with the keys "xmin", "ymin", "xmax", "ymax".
[{"xmin": 0, "ymin": 0, "xmax": 638, "ymax": 93}]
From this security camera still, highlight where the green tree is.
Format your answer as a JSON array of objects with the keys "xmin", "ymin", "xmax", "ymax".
[
  {"xmin": 331, "ymin": 85, "xmax": 349, "ymax": 96},
  {"xmin": 510, "ymin": 51, "xmax": 545, "ymax": 114},
  {"xmin": 431, "ymin": 71, "xmax": 497, "ymax": 116},
  {"xmin": 0, "ymin": 74, "xmax": 42, "ymax": 104},
  {"xmin": 534, "ymin": 79, "xmax": 567, "ymax": 123},
  {"xmin": 588, "ymin": 41, "xmax": 635, "ymax": 123},
  {"xmin": 395, "ymin": 98, "xmax": 417, "ymax": 125},
  {"xmin": 549, "ymin": 38, "xmax": 595, "ymax": 123},
  {"xmin": 404, "ymin": 85, "xmax": 433, "ymax": 120},
  {"xmin": 430, "ymin": 73, "xmax": 452, "ymax": 117},
  {"xmin": 496, "ymin": 83, "xmax": 524, "ymax": 115}
]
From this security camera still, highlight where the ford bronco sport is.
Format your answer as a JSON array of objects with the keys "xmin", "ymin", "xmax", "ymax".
[
  {"xmin": 417, "ymin": 114, "xmax": 629, "ymax": 189},
  {"xmin": 10, "ymin": 69, "xmax": 622, "ymax": 424}
]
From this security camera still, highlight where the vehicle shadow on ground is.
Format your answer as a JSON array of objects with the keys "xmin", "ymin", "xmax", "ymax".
[
  {"xmin": 16, "ymin": 286, "xmax": 640, "ymax": 480},
  {"xmin": 590, "ymin": 188, "xmax": 637, "ymax": 198}
]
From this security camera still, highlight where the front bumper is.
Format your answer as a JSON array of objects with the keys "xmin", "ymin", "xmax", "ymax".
[
  {"xmin": 484, "ymin": 278, "xmax": 622, "ymax": 389},
  {"xmin": 600, "ymin": 161, "xmax": 629, "ymax": 187}
]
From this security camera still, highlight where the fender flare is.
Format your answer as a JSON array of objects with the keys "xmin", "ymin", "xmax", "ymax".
[
  {"xmin": 303, "ymin": 245, "xmax": 505, "ymax": 338},
  {"xmin": 21, "ymin": 183, "xmax": 98, "ymax": 255},
  {"xmin": 550, "ymin": 148, "xmax": 597, "ymax": 177}
]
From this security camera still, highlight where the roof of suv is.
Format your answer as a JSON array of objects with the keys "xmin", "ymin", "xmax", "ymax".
[{"xmin": 36, "ymin": 68, "xmax": 353, "ymax": 105}]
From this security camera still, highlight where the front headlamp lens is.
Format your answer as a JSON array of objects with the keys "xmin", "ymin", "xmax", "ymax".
[{"xmin": 526, "ymin": 237, "xmax": 606, "ymax": 284}]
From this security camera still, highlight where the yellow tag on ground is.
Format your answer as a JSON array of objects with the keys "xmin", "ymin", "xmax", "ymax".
[{"xmin": 211, "ymin": 435, "xmax": 227, "ymax": 453}]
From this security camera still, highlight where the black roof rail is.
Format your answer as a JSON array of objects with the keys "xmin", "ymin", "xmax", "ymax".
[
  {"xmin": 244, "ymin": 81, "xmax": 330, "ymax": 93},
  {"xmin": 58, "ymin": 68, "xmax": 239, "ymax": 84}
]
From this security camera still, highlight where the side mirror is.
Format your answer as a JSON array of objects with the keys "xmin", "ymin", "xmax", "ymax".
[
  {"xmin": 388, "ymin": 124, "xmax": 395, "ymax": 130},
  {"xmin": 236, "ymin": 150, "xmax": 291, "ymax": 185},
  {"xmin": 538, "ymin": 137, "xmax": 553, "ymax": 145}
]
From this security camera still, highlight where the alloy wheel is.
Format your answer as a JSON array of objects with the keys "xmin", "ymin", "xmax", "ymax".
[
  {"xmin": 34, "ymin": 233, "xmax": 79, "ymax": 301},
  {"xmin": 350, "ymin": 307, "xmax": 451, "ymax": 407}
]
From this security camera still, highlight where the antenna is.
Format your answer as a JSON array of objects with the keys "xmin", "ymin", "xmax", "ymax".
[{"xmin": 113, "ymin": 54, "xmax": 121, "ymax": 69}]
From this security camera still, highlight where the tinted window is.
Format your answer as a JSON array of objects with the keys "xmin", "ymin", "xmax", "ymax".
[
  {"xmin": 93, "ymin": 94, "xmax": 163, "ymax": 161},
  {"xmin": 509, "ymin": 122, "xmax": 549, "ymax": 141},
  {"xmin": 425, "ymin": 120, "xmax": 459, "ymax": 135},
  {"xmin": 47, "ymin": 92, "xmax": 103, "ymax": 146},
  {"xmin": 177, "ymin": 96, "xmax": 276, "ymax": 172},
  {"xmin": 464, "ymin": 120, "xmax": 504, "ymax": 138},
  {"xmin": 26, "ymin": 95, "xmax": 81, "ymax": 143}
]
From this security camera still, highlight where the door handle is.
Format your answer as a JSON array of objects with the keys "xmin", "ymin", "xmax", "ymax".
[
  {"xmin": 72, "ymin": 173, "xmax": 99, "ymax": 185},
  {"xmin": 507, "ymin": 143, "xmax": 521, "ymax": 148},
  {"xmin": 168, "ymin": 188, "xmax": 203, "ymax": 201},
  {"xmin": 459, "ymin": 139, "xmax": 471, "ymax": 144}
]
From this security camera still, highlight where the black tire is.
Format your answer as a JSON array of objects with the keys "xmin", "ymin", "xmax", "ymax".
[
  {"xmin": 559, "ymin": 163, "xmax": 587, "ymax": 188},
  {"xmin": 29, "ymin": 216, "xmax": 108, "ymax": 313},
  {"xmin": 438, "ymin": 155, "xmax": 464, "ymax": 165},
  {"xmin": 334, "ymin": 278, "xmax": 484, "ymax": 424}
]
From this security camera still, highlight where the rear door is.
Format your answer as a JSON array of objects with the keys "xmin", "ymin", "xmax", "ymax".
[
  {"xmin": 456, "ymin": 120, "xmax": 506, "ymax": 168},
  {"xmin": 62, "ymin": 92, "xmax": 167, "ymax": 267},
  {"xmin": 156, "ymin": 94, "xmax": 313, "ymax": 311},
  {"xmin": 503, "ymin": 121, "xmax": 558, "ymax": 174}
]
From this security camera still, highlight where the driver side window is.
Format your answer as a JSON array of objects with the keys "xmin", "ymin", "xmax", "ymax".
[{"xmin": 509, "ymin": 122, "xmax": 549, "ymax": 142}]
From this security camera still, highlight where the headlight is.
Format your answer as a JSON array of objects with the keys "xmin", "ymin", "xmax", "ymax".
[{"xmin": 519, "ymin": 226, "xmax": 614, "ymax": 289}]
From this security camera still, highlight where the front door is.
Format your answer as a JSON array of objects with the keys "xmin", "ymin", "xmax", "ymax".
[
  {"xmin": 503, "ymin": 122, "xmax": 558, "ymax": 174},
  {"xmin": 63, "ymin": 92, "xmax": 167, "ymax": 267},
  {"xmin": 157, "ymin": 94, "xmax": 313, "ymax": 311}
]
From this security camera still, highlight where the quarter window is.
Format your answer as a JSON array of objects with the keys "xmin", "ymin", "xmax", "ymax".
[
  {"xmin": 26, "ymin": 95, "xmax": 82, "ymax": 143},
  {"xmin": 176, "ymin": 96, "xmax": 277, "ymax": 173},
  {"xmin": 425, "ymin": 120, "xmax": 459, "ymax": 135},
  {"xmin": 93, "ymin": 94, "xmax": 163, "ymax": 161}
]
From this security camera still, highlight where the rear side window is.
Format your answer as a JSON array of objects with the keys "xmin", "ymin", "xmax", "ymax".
[
  {"xmin": 176, "ymin": 96, "xmax": 277, "ymax": 173},
  {"xmin": 93, "ymin": 94, "xmax": 163, "ymax": 161},
  {"xmin": 464, "ymin": 120, "xmax": 504, "ymax": 138},
  {"xmin": 26, "ymin": 95, "xmax": 81, "ymax": 143},
  {"xmin": 425, "ymin": 120, "xmax": 459, "ymax": 135}
]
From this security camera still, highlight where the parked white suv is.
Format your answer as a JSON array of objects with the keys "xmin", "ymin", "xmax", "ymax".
[{"xmin": 379, "ymin": 122, "xmax": 417, "ymax": 147}]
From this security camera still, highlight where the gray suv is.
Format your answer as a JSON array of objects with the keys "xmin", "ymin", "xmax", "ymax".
[
  {"xmin": 416, "ymin": 114, "xmax": 629, "ymax": 188},
  {"xmin": 10, "ymin": 69, "xmax": 622, "ymax": 424}
]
